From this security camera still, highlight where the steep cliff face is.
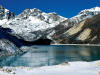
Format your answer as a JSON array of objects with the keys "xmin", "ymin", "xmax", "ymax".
[{"xmin": 52, "ymin": 14, "xmax": 100, "ymax": 44}]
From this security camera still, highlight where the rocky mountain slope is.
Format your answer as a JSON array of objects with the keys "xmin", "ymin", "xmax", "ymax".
[
  {"xmin": 0, "ymin": 6, "xmax": 100, "ymax": 55},
  {"xmin": 52, "ymin": 14, "xmax": 100, "ymax": 44}
]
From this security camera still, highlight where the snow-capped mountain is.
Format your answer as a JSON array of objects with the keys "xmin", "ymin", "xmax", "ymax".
[
  {"xmin": 69, "ymin": 7, "xmax": 100, "ymax": 25},
  {"xmin": 0, "ymin": 6, "xmax": 67, "ymax": 55},
  {"xmin": 0, "ymin": 6, "xmax": 100, "ymax": 56},
  {"xmin": 0, "ymin": 5, "xmax": 15, "ymax": 25},
  {"xmin": 18, "ymin": 8, "xmax": 66, "ymax": 24},
  {"xmin": 48, "ymin": 7, "xmax": 100, "ymax": 44},
  {"xmin": 52, "ymin": 14, "xmax": 100, "ymax": 44},
  {"xmin": 1, "ymin": 7, "xmax": 67, "ymax": 42}
]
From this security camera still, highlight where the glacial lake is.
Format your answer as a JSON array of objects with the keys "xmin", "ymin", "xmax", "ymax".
[{"xmin": 0, "ymin": 45, "xmax": 100, "ymax": 67}]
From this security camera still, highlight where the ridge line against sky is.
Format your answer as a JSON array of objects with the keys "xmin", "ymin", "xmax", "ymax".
[{"xmin": 0, "ymin": 0, "xmax": 100, "ymax": 18}]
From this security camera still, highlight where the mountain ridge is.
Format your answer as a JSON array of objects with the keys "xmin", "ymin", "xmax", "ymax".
[{"xmin": 0, "ymin": 6, "xmax": 100, "ymax": 56}]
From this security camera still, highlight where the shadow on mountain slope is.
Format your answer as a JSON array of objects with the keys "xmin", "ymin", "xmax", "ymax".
[{"xmin": 0, "ymin": 27, "xmax": 51, "ymax": 48}]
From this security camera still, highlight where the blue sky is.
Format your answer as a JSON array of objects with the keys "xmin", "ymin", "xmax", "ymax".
[{"xmin": 0, "ymin": 0, "xmax": 100, "ymax": 18}]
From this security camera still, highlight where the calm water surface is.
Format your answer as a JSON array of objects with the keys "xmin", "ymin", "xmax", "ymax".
[{"xmin": 0, "ymin": 45, "xmax": 100, "ymax": 67}]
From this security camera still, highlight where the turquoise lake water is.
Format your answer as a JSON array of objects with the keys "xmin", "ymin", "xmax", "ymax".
[{"xmin": 0, "ymin": 45, "xmax": 100, "ymax": 67}]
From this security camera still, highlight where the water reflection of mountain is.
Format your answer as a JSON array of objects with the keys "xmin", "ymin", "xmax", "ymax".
[
  {"xmin": 0, "ymin": 45, "xmax": 100, "ymax": 67},
  {"xmin": 49, "ymin": 46, "xmax": 100, "ymax": 64}
]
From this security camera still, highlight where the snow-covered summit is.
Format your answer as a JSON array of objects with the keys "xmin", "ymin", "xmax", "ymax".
[
  {"xmin": 0, "ymin": 7, "xmax": 67, "ymax": 41},
  {"xmin": 79, "ymin": 7, "xmax": 100, "ymax": 15},
  {"xmin": 0, "ymin": 5, "xmax": 15, "ymax": 20},
  {"xmin": 5, "ymin": 8, "xmax": 67, "ymax": 31},
  {"xmin": 0, "ymin": 5, "xmax": 15, "ymax": 24},
  {"xmin": 69, "ymin": 7, "xmax": 100, "ymax": 25},
  {"xmin": 17, "ymin": 8, "xmax": 67, "ymax": 24}
]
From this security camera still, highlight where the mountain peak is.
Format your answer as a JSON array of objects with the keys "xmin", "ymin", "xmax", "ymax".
[
  {"xmin": 69, "ymin": 7, "xmax": 100, "ymax": 25},
  {"xmin": 79, "ymin": 7, "xmax": 100, "ymax": 15},
  {"xmin": 31, "ymin": 8, "xmax": 43, "ymax": 13},
  {"xmin": 91, "ymin": 7, "xmax": 100, "ymax": 11},
  {"xmin": 32, "ymin": 8, "xmax": 42, "ymax": 11},
  {"xmin": 0, "ymin": 5, "xmax": 15, "ymax": 23}
]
